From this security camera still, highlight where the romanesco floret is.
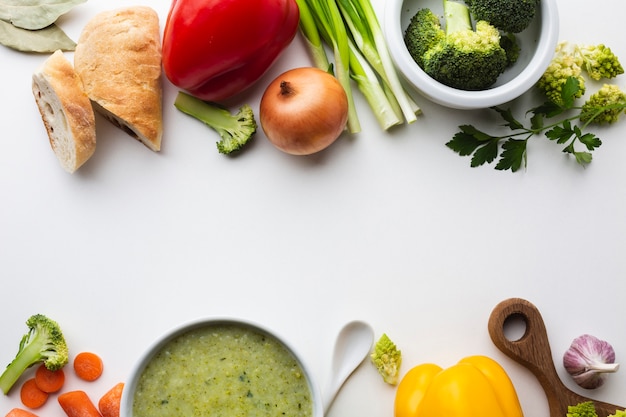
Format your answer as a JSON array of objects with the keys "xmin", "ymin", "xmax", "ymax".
[
  {"xmin": 567, "ymin": 401, "xmax": 598, "ymax": 417},
  {"xmin": 537, "ymin": 42, "xmax": 585, "ymax": 105},
  {"xmin": 576, "ymin": 44, "xmax": 624, "ymax": 81},
  {"xmin": 580, "ymin": 84, "xmax": 626, "ymax": 124},
  {"xmin": 370, "ymin": 333, "xmax": 401, "ymax": 385}
]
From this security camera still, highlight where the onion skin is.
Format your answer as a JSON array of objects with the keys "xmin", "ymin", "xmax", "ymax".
[
  {"xmin": 563, "ymin": 334, "xmax": 619, "ymax": 389},
  {"xmin": 260, "ymin": 67, "xmax": 348, "ymax": 155}
]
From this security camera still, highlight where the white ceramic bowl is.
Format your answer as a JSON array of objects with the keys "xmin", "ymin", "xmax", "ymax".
[
  {"xmin": 384, "ymin": 0, "xmax": 560, "ymax": 109},
  {"xmin": 120, "ymin": 318, "xmax": 323, "ymax": 417}
]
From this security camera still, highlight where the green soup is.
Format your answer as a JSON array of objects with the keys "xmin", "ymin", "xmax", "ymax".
[{"xmin": 132, "ymin": 323, "xmax": 313, "ymax": 417}]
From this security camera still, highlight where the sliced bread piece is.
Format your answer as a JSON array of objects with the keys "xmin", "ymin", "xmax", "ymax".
[
  {"xmin": 32, "ymin": 49, "xmax": 96, "ymax": 173},
  {"xmin": 74, "ymin": 6, "xmax": 163, "ymax": 151}
]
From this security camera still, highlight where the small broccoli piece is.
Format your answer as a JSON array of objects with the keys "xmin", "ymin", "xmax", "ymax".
[
  {"xmin": 403, "ymin": 9, "xmax": 446, "ymax": 68},
  {"xmin": 174, "ymin": 91, "xmax": 257, "ymax": 155},
  {"xmin": 580, "ymin": 84, "xmax": 626, "ymax": 125},
  {"xmin": 464, "ymin": 0, "xmax": 539, "ymax": 33},
  {"xmin": 404, "ymin": 0, "xmax": 508, "ymax": 90},
  {"xmin": 567, "ymin": 402, "xmax": 598, "ymax": 417},
  {"xmin": 500, "ymin": 33, "xmax": 521, "ymax": 67},
  {"xmin": 537, "ymin": 42, "xmax": 585, "ymax": 105},
  {"xmin": 609, "ymin": 410, "xmax": 626, "ymax": 417},
  {"xmin": 576, "ymin": 44, "xmax": 624, "ymax": 81},
  {"xmin": 370, "ymin": 333, "xmax": 401, "ymax": 385},
  {"xmin": 0, "ymin": 314, "xmax": 68, "ymax": 395}
]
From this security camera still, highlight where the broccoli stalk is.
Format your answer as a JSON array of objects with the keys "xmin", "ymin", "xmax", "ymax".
[
  {"xmin": 370, "ymin": 333, "xmax": 402, "ymax": 385},
  {"xmin": 444, "ymin": 0, "xmax": 473, "ymax": 33},
  {"xmin": 404, "ymin": 0, "xmax": 508, "ymax": 90},
  {"xmin": 174, "ymin": 92, "xmax": 257, "ymax": 155},
  {"xmin": 0, "ymin": 314, "xmax": 68, "ymax": 395}
]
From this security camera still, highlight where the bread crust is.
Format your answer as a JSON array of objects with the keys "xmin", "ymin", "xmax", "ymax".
[
  {"xmin": 32, "ymin": 50, "xmax": 97, "ymax": 173},
  {"xmin": 74, "ymin": 6, "xmax": 163, "ymax": 151}
]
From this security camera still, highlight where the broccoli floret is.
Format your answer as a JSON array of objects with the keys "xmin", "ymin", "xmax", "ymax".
[
  {"xmin": 0, "ymin": 314, "xmax": 68, "ymax": 395},
  {"xmin": 403, "ymin": 9, "xmax": 446, "ymax": 68},
  {"xmin": 580, "ymin": 84, "xmax": 626, "ymax": 124},
  {"xmin": 174, "ymin": 91, "xmax": 257, "ymax": 155},
  {"xmin": 464, "ymin": 0, "xmax": 539, "ymax": 33},
  {"xmin": 576, "ymin": 44, "xmax": 624, "ymax": 81},
  {"xmin": 567, "ymin": 402, "xmax": 598, "ymax": 417},
  {"xmin": 537, "ymin": 42, "xmax": 585, "ymax": 105},
  {"xmin": 404, "ymin": 0, "xmax": 508, "ymax": 90},
  {"xmin": 500, "ymin": 32, "xmax": 521, "ymax": 67},
  {"xmin": 370, "ymin": 333, "xmax": 401, "ymax": 385},
  {"xmin": 609, "ymin": 410, "xmax": 626, "ymax": 417}
]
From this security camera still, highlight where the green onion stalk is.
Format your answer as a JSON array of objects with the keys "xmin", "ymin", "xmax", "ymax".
[
  {"xmin": 298, "ymin": 0, "xmax": 361, "ymax": 133},
  {"xmin": 336, "ymin": 0, "xmax": 420, "ymax": 123},
  {"xmin": 294, "ymin": 0, "xmax": 330, "ymax": 71},
  {"xmin": 295, "ymin": 0, "xmax": 419, "ymax": 131},
  {"xmin": 348, "ymin": 39, "xmax": 403, "ymax": 130}
]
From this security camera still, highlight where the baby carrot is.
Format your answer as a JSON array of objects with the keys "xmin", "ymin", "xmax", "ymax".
[
  {"xmin": 73, "ymin": 352, "xmax": 103, "ymax": 382},
  {"xmin": 19, "ymin": 379, "xmax": 48, "ymax": 409},
  {"xmin": 58, "ymin": 390, "xmax": 102, "ymax": 417},
  {"xmin": 98, "ymin": 383, "xmax": 124, "ymax": 417},
  {"xmin": 34, "ymin": 364, "xmax": 65, "ymax": 393},
  {"xmin": 6, "ymin": 408, "xmax": 39, "ymax": 417}
]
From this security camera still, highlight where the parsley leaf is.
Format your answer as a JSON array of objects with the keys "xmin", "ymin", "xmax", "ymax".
[
  {"xmin": 493, "ymin": 107, "xmax": 524, "ymax": 130},
  {"xmin": 446, "ymin": 126, "xmax": 494, "ymax": 156},
  {"xmin": 471, "ymin": 140, "xmax": 499, "ymax": 167},
  {"xmin": 495, "ymin": 140, "xmax": 527, "ymax": 172},
  {"xmin": 446, "ymin": 76, "xmax": 624, "ymax": 172}
]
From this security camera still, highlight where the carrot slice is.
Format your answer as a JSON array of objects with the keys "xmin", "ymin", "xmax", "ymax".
[
  {"xmin": 58, "ymin": 390, "xmax": 102, "ymax": 417},
  {"xmin": 73, "ymin": 352, "xmax": 103, "ymax": 382},
  {"xmin": 19, "ymin": 378, "xmax": 48, "ymax": 409},
  {"xmin": 6, "ymin": 408, "xmax": 39, "ymax": 417},
  {"xmin": 98, "ymin": 383, "xmax": 124, "ymax": 417},
  {"xmin": 34, "ymin": 364, "xmax": 65, "ymax": 393}
]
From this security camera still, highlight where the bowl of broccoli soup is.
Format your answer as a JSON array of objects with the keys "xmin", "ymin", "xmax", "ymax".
[{"xmin": 121, "ymin": 319, "xmax": 321, "ymax": 417}]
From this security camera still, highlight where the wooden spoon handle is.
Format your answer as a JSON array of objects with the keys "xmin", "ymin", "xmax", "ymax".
[{"xmin": 488, "ymin": 298, "xmax": 624, "ymax": 417}]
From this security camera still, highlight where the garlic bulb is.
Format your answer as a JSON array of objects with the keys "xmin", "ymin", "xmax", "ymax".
[{"xmin": 563, "ymin": 334, "xmax": 620, "ymax": 389}]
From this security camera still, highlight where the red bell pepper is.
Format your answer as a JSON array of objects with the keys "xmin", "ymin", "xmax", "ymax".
[{"xmin": 162, "ymin": 0, "xmax": 300, "ymax": 102}]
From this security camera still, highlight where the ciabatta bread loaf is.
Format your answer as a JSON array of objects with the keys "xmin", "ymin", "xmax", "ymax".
[
  {"xmin": 74, "ymin": 6, "xmax": 163, "ymax": 151},
  {"xmin": 32, "ymin": 50, "xmax": 96, "ymax": 173}
]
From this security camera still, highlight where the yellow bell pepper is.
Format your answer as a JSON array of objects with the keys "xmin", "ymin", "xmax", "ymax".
[{"xmin": 395, "ymin": 355, "xmax": 524, "ymax": 417}]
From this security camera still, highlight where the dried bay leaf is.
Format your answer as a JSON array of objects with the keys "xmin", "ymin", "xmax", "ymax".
[
  {"xmin": 0, "ymin": 19, "xmax": 76, "ymax": 52},
  {"xmin": 0, "ymin": 0, "xmax": 86, "ymax": 30}
]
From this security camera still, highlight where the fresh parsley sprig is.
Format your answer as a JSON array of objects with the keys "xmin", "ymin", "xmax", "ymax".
[{"xmin": 446, "ymin": 77, "xmax": 626, "ymax": 172}]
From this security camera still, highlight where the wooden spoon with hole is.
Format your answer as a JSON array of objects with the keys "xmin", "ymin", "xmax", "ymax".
[{"xmin": 488, "ymin": 298, "xmax": 624, "ymax": 417}]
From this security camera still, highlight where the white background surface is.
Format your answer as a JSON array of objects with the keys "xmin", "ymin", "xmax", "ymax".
[{"xmin": 1, "ymin": 1, "xmax": 624, "ymax": 416}]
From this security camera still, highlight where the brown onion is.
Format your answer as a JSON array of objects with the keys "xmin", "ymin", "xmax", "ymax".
[{"xmin": 260, "ymin": 67, "xmax": 348, "ymax": 155}]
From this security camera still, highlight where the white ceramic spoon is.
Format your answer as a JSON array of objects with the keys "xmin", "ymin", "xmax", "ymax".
[{"xmin": 322, "ymin": 320, "xmax": 375, "ymax": 414}]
